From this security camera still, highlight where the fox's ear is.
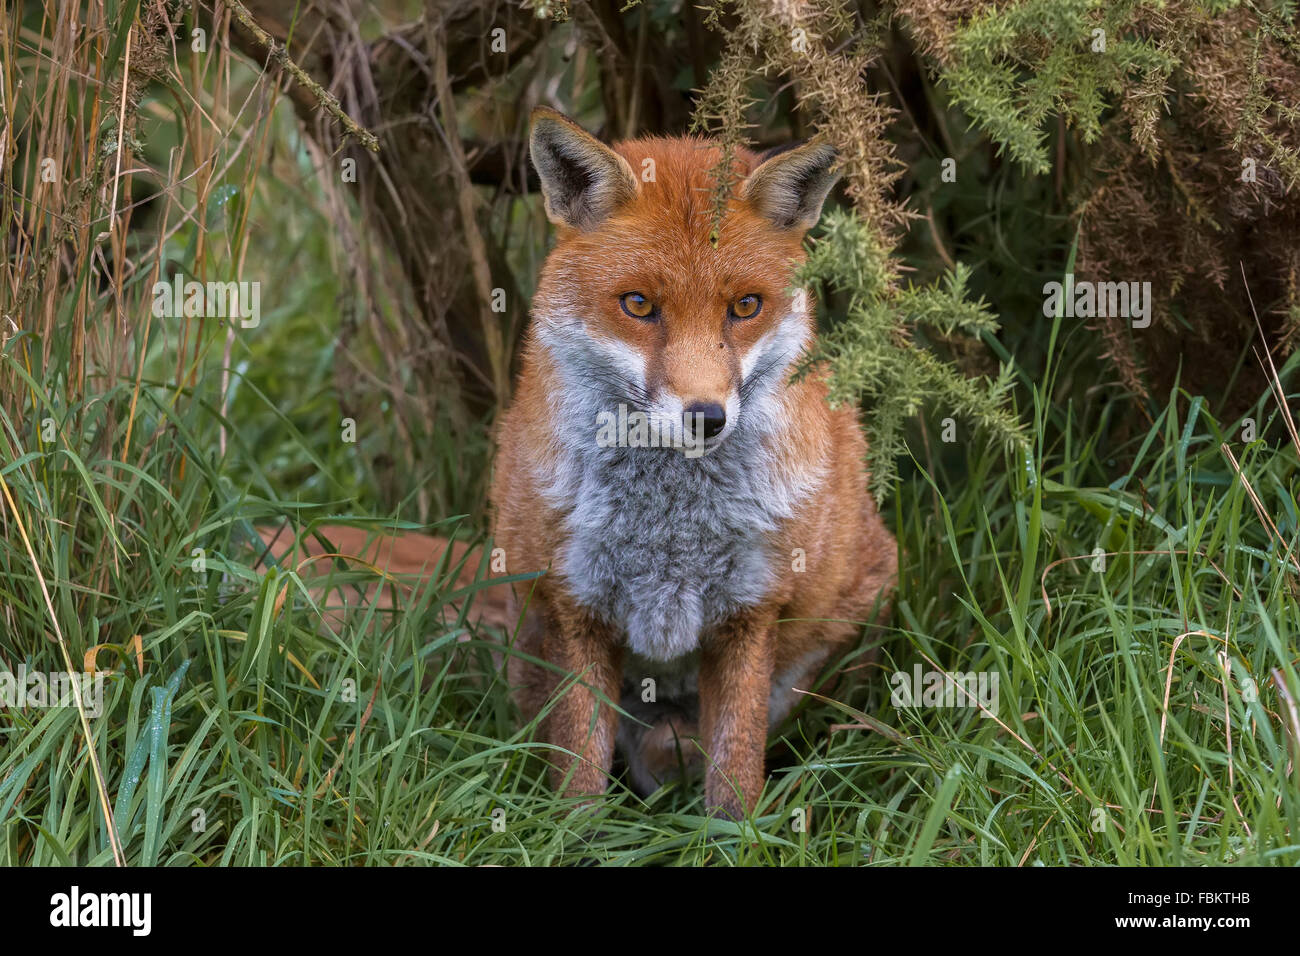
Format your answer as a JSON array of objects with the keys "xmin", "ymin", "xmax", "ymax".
[
  {"xmin": 530, "ymin": 107, "xmax": 639, "ymax": 230},
  {"xmin": 740, "ymin": 140, "xmax": 840, "ymax": 232}
]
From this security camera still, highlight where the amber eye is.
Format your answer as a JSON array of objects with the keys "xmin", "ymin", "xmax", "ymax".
[
  {"xmin": 730, "ymin": 294, "xmax": 762, "ymax": 320},
  {"xmin": 620, "ymin": 292, "xmax": 656, "ymax": 320}
]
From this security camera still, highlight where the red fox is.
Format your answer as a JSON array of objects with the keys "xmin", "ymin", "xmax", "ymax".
[
  {"xmin": 258, "ymin": 110, "xmax": 897, "ymax": 820},
  {"xmin": 489, "ymin": 108, "xmax": 897, "ymax": 818}
]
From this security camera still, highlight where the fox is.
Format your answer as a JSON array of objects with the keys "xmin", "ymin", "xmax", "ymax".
[
  {"xmin": 488, "ymin": 108, "xmax": 898, "ymax": 818},
  {"xmin": 256, "ymin": 110, "xmax": 897, "ymax": 819}
]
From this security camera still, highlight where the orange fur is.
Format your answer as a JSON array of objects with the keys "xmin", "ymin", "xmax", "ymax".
[
  {"xmin": 254, "ymin": 113, "xmax": 898, "ymax": 819},
  {"xmin": 253, "ymin": 524, "xmax": 512, "ymax": 631},
  {"xmin": 489, "ymin": 111, "xmax": 898, "ymax": 817}
]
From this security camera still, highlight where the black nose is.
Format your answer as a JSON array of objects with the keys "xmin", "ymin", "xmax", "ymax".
[{"xmin": 684, "ymin": 401, "xmax": 727, "ymax": 440}]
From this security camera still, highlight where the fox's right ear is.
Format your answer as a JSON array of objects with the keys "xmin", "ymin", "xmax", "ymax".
[
  {"xmin": 740, "ymin": 140, "xmax": 840, "ymax": 233},
  {"xmin": 530, "ymin": 107, "xmax": 639, "ymax": 230}
]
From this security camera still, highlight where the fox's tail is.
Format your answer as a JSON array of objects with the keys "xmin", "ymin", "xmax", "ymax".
[{"xmin": 252, "ymin": 523, "xmax": 514, "ymax": 629}]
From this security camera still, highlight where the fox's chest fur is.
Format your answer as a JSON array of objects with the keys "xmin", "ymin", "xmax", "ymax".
[
  {"xmin": 551, "ymin": 438, "xmax": 781, "ymax": 661},
  {"xmin": 536, "ymin": 327, "xmax": 821, "ymax": 662}
]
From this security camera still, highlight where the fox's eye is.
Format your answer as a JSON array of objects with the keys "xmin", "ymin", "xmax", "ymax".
[
  {"xmin": 730, "ymin": 294, "xmax": 762, "ymax": 320},
  {"xmin": 620, "ymin": 292, "xmax": 656, "ymax": 320}
]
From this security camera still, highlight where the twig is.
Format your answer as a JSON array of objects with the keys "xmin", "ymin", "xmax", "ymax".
[
  {"xmin": 1217, "ymin": 649, "xmax": 1250, "ymax": 835},
  {"xmin": 0, "ymin": 447, "xmax": 125, "ymax": 866},
  {"xmin": 101, "ymin": 23, "xmax": 131, "ymax": 242},
  {"xmin": 427, "ymin": 12, "xmax": 508, "ymax": 404},
  {"xmin": 1272, "ymin": 668, "xmax": 1299, "ymax": 774},
  {"xmin": 227, "ymin": 0, "xmax": 379, "ymax": 153},
  {"xmin": 1041, "ymin": 548, "xmax": 1242, "ymax": 618},
  {"xmin": 1158, "ymin": 630, "xmax": 1228, "ymax": 751},
  {"xmin": 1220, "ymin": 443, "xmax": 1300, "ymax": 574}
]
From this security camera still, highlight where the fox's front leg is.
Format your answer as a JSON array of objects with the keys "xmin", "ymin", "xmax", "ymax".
[
  {"xmin": 699, "ymin": 610, "xmax": 776, "ymax": 818},
  {"xmin": 542, "ymin": 603, "xmax": 623, "ymax": 800}
]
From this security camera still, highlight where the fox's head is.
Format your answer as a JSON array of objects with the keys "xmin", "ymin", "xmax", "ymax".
[{"xmin": 528, "ymin": 108, "xmax": 839, "ymax": 455}]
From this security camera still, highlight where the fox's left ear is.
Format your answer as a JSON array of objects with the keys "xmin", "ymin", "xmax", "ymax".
[
  {"xmin": 530, "ymin": 107, "xmax": 640, "ymax": 230},
  {"xmin": 739, "ymin": 140, "xmax": 840, "ymax": 232}
]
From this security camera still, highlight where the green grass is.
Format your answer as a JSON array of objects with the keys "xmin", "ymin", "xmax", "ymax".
[{"xmin": 3, "ymin": 305, "xmax": 1299, "ymax": 865}]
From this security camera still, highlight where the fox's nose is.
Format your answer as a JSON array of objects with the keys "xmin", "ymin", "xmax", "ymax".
[{"xmin": 684, "ymin": 401, "xmax": 727, "ymax": 440}]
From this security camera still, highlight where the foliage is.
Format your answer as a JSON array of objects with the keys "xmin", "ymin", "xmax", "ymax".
[
  {"xmin": 899, "ymin": 0, "xmax": 1300, "ymax": 403},
  {"xmin": 797, "ymin": 209, "xmax": 1025, "ymax": 499}
]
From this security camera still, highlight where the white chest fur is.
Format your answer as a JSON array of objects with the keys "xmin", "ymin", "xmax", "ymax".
[
  {"xmin": 552, "ymin": 438, "xmax": 790, "ymax": 661},
  {"xmin": 533, "ymin": 310, "xmax": 823, "ymax": 661}
]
